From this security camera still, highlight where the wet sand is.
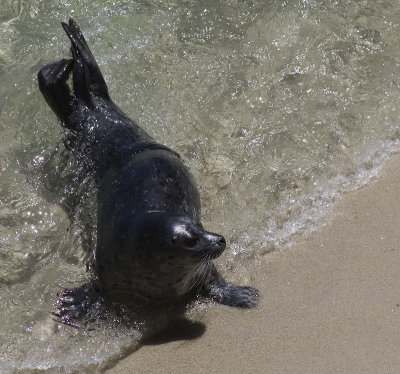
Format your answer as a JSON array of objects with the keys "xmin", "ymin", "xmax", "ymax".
[{"xmin": 106, "ymin": 152, "xmax": 400, "ymax": 374}]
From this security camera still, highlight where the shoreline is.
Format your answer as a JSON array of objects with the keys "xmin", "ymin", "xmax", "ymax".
[{"xmin": 106, "ymin": 152, "xmax": 400, "ymax": 374}]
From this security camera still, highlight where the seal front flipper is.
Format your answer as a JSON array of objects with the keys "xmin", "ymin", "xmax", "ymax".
[
  {"xmin": 62, "ymin": 19, "xmax": 109, "ymax": 99},
  {"xmin": 37, "ymin": 59, "xmax": 74, "ymax": 121},
  {"xmin": 201, "ymin": 264, "xmax": 258, "ymax": 308},
  {"xmin": 56, "ymin": 282, "xmax": 103, "ymax": 327}
]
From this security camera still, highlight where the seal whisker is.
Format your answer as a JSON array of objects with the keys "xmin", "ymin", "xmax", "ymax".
[
  {"xmin": 188, "ymin": 259, "xmax": 208, "ymax": 287},
  {"xmin": 186, "ymin": 256, "xmax": 211, "ymax": 294},
  {"xmin": 195, "ymin": 256, "xmax": 211, "ymax": 279},
  {"xmin": 185, "ymin": 259, "xmax": 207, "ymax": 293}
]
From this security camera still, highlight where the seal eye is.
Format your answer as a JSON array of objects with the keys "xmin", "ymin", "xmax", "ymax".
[
  {"xmin": 170, "ymin": 234, "xmax": 198, "ymax": 248},
  {"xmin": 182, "ymin": 235, "xmax": 199, "ymax": 248}
]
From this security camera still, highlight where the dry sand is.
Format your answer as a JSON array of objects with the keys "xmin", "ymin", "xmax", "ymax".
[{"xmin": 106, "ymin": 153, "xmax": 400, "ymax": 374}]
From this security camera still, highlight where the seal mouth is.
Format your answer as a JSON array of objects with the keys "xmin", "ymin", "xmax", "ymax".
[
  {"xmin": 208, "ymin": 248, "xmax": 225, "ymax": 260},
  {"xmin": 203, "ymin": 234, "xmax": 226, "ymax": 260}
]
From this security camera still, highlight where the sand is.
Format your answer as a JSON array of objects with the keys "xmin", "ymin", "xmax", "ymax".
[{"xmin": 106, "ymin": 152, "xmax": 400, "ymax": 374}]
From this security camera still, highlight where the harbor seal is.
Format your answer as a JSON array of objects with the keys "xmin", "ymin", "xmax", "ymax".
[{"xmin": 38, "ymin": 19, "xmax": 257, "ymax": 323}]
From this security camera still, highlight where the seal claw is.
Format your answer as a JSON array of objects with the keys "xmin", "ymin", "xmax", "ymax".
[{"xmin": 55, "ymin": 283, "xmax": 102, "ymax": 326}]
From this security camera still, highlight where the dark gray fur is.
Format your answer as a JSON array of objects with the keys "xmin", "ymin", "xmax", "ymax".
[{"xmin": 38, "ymin": 19, "xmax": 257, "ymax": 323}]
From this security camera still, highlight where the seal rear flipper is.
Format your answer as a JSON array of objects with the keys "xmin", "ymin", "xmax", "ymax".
[
  {"xmin": 37, "ymin": 59, "xmax": 74, "ymax": 121},
  {"xmin": 71, "ymin": 54, "xmax": 93, "ymax": 106},
  {"xmin": 62, "ymin": 19, "xmax": 110, "ymax": 100},
  {"xmin": 201, "ymin": 264, "xmax": 259, "ymax": 308}
]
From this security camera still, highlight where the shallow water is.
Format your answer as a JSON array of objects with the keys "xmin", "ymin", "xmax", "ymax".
[{"xmin": 0, "ymin": 0, "xmax": 399, "ymax": 372}]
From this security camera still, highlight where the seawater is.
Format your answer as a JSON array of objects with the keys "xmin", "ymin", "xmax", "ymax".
[{"xmin": 0, "ymin": 0, "xmax": 399, "ymax": 372}]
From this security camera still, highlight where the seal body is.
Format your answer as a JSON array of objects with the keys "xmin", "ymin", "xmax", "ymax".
[{"xmin": 38, "ymin": 19, "xmax": 257, "ymax": 321}]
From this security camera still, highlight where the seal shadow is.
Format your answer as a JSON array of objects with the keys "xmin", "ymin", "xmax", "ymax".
[
  {"xmin": 141, "ymin": 317, "xmax": 206, "ymax": 345},
  {"xmin": 99, "ymin": 315, "xmax": 206, "ymax": 373}
]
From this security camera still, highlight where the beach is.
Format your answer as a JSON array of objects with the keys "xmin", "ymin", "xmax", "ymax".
[
  {"xmin": 107, "ymin": 152, "xmax": 400, "ymax": 374},
  {"xmin": 1, "ymin": 2, "xmax": 399, "ymax": 371}
]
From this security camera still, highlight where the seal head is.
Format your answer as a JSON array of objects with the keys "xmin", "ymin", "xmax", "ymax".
[{"xmin": 97, "ymin": 212, "xmax": 226, "ymax": 303}]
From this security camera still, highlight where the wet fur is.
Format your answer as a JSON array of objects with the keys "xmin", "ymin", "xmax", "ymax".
[{"xmin": 38, "ymin": 19, "xmax": 258, "ymax": 324}]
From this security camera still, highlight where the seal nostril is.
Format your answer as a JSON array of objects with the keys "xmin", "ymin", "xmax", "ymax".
[{"xmin": 218, "ymin": 236, "xmax": 226, "ymax": 245}]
